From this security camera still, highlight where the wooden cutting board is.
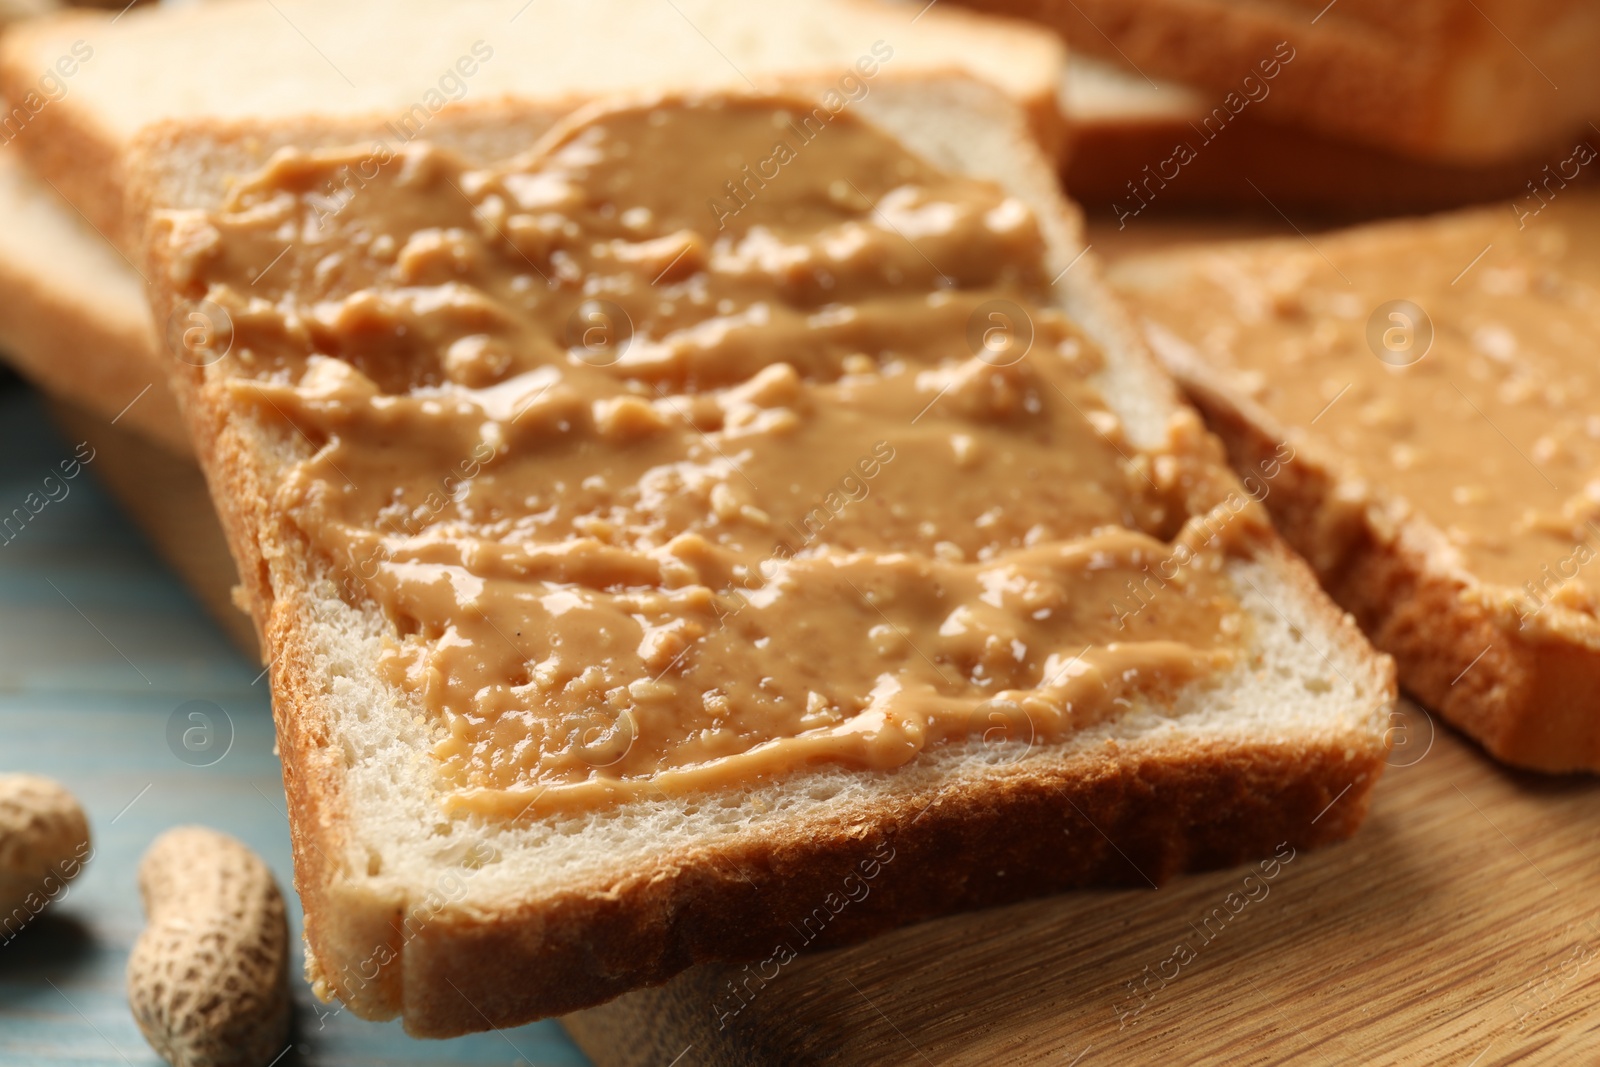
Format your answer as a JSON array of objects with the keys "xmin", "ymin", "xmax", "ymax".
[{"xmin": 562, "ymin": 701, "xmax": 1600, "ymax": 1065}]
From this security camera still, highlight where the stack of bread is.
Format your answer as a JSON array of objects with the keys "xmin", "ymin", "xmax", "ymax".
[
  {"xmin": 0, "ymin": 0, "xmax": 1595, "ymax": 1053},
  {"xmin": 972, "ymin": 0, "xmax": 1600, "ymax": 213}
]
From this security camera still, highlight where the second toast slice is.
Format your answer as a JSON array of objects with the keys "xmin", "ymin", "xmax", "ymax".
[{"xmin": 1110, "ymin": 198, "xmax": 1600, "ymax": 771}]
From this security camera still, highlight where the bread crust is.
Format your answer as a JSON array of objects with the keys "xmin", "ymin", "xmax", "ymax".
[
  {"xmin": 958, "ymin": 0, "xmax": 1599, "ymax": 165},
  {"xmin": 1063, "ymin": 111, "xmax": 1588, "ymax": 217},
  {"xmin": 134, "ymin": 86, "xmax": 1393, "ymax": 1035},
  {"xmin": 0, "ymin": 12, "xmax": 127, "ymax": 239},
  {"xmin": 399, "ymin": 712, "xmax": 1384, "ymax": 1036},
  {"xmin": 1153, "ymin": 344, "xmax": 1600, "ymax": 773},
  {"xmin": 0, "ymin": 228, "xmax": 187, "ymax": 453},
  {"xmin": 44, "ymin": 399, "xmax": 256, "ymax": 654}
]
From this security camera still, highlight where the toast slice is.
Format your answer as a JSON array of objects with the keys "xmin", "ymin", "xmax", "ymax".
[
  {"xmin": 44, "ymin": 397, "xmax": 258, "ymax": 655},
  {"xmin": 1062, "ymin": 54, "xmax": 1590, "ymax": 217},
  {"xmin": 0, "ymin": 145, "xmax": 189, "ymax": 452},
  {"xmin": 957, "ymin": 0, "xmax": 1600, "ymax": 166},
  {"xmin": 1108, "ymin": 197, "xmax": 1600, "ymax": 771},
  {"xmin": 0, "ymin": 0, "xmax": 1066, "ymax": 250},
  {"xmin": 131, "ymin": 78, "xmax": 1391, "ymax": 1035},
  {"xmin": 0, "ymin": 0, "xmax": 1066, "ymax": 453}
]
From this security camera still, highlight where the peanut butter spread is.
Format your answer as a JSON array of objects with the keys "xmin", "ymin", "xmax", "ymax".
[
  {"xmin": 179, "ymin": 94, "xmax": 1257, "ymax": 815},
  {"xmin": 1119, "ymin": 201, "xmax": 1600, "ymax": 620}
]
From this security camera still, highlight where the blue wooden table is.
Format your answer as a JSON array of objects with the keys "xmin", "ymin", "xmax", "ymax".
[{"xmin": 0, "ymin": 381, "xmax": 592, "ymax": 1066}]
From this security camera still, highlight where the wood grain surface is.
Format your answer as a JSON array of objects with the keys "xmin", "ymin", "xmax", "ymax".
[{"xmin": 564, "ymin": 703, "xmax": 1600, "ymax": 1065}]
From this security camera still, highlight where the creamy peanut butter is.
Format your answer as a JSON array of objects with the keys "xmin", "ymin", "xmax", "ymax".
[
  {"xmin": 1117, "ymin": 201, "xmax": 1600, "ymax": 618},
  {"xmin": 183, "ymin": 94, "xmax": 1257, "ymax": 815}
]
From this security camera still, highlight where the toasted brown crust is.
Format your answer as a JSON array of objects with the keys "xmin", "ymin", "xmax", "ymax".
[
  {"xmin": 160, "ymin": 341, "xmax": 400, "ymax": 1021},
  {"xmin": 134, "ymin": 91, "xmax": 1393, "ymax": 1034},
  {"xmin": 1164, "ymin": 357, "xmax": 1600, "ymax": 773},
  {"xmin": 44, "ymin": 399, "xmax": 256, "ymax": 654},
  {"xmin": 0, "ymin": 227, "xmax": 187, "ymax": 452},
  {"xmin": 0, "ymin": 12, "xmax": 126, "ymax": 239},
  {"xmin": 400, "ymin": 719, "xmax": 1385, "ymax": 1036},
  {"xmin": 1063, "ymin": 112, "xmax": 1591, "ymax": 218},
  {"xmin": 957, "ymin": 0, "xmax": 1598, "ymax": 165}
]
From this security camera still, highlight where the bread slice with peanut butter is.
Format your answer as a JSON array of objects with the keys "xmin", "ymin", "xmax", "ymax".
[
  {"xmin": 1108, "ymin": 198, "xmax": 1600, "ymax": 771},
  {"xmin": 129, "ymin": 77, "xmax": 1393, "ymax": 1035},
  {"xmin": 0, "ymin": 0, "xmax": 1068, "ymax": 459}
]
